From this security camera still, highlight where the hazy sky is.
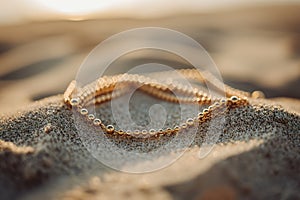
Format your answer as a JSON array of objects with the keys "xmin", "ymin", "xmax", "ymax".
[{"xmin": 0, "ymin": 0, "xmax": 299, "ymax": 25}]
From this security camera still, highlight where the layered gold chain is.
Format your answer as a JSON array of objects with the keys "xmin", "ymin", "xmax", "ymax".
[{"xmin": 64, "ymin": 69, "xmax": 256, "ymax": 138}]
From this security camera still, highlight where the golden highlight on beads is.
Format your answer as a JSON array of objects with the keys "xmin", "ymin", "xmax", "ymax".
[{"xmin": 64, "ymin": 69, "xmax": 251, "ymax": 138}]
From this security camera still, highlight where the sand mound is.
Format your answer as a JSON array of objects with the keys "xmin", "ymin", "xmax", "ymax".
[{"xmin": 0, "ymin": 94, "xmax": 299, "ymax": 200}]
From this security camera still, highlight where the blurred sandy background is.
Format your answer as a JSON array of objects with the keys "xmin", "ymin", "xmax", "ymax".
[
  {"xmin": 0, "ymin": 0, "xmax": 299, "ymax": 114},
  {"xmin": 0, "ymin": 2, "xmax": 300, "ymax": 200}
]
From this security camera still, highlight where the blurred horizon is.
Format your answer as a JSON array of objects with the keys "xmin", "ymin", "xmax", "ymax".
[
  {"xmin": 1, "ymin": 0, "xmax": 300, "ymax": 25},
  {"xmin": 0, "ymin": 1, "xmax": 299, "ymax": 114}
]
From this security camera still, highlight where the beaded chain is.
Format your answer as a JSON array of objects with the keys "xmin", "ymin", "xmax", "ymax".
[{"xmin": 64, "ymin": 69, "xmax": 258, "ymax": 138}]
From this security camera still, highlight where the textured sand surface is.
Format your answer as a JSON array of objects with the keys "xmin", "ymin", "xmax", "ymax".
[
  {"xmin": 0, "ymin": 94, "xmax": 299, "ymax": 200},
  {"xmin": 0, "ymin": 4, "xmax": 300, "ymax": 200}
]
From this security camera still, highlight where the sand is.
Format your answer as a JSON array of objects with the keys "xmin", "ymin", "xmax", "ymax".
[
  {"xmin": 0, "ymin": 93, "xmax": 299, "ymax": 200},
  {"xmin": 0, "ymin": 4, "xmax": 300, "ymax": 200}
]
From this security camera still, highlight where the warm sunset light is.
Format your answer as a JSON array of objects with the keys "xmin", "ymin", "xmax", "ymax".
[
  {"xmin": 0, "ymin": 0, "xmax": 298, "ymax": 24},
  {"xmin": 0, "ymin": 0, "xmax": 300, "ymax": 199},
  {"xmin": 31, "ymin": 0, "xmax": 118, "ymax": 15}
]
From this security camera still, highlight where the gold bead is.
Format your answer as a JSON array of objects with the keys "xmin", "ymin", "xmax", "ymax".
[
  {"xmin": 134, "ymin": 130, "xmax": 140, "ymax": 135},
  {"xmin": 230, "ymin": 96, "xmax": 239, "ymax": 102},
  {"xmin": 149, "ymin": 129, "xmax": 156, "ymax": 136},
  {"xmin": 201, "ymin": 97, "xmax": 207, "ymax": 102},
  {"xmin": 174, "ymin": 126, "xmax": 180, "ymax": 131},
  {"xmin": 214, "ymin": 102, "xmax": 220, "ymax": 106},
  {"xmin": 80, "ymin": 108, "xmax": 88, "ymax": 115},
  {"xmin": 93, "ymin": 118, "xmax": 101, "ymax": 126},
  {"xmin": 106, "ymin": 125, "xmax": 115, "ymax": 134},
  {"xmin": 158, "ymin": 129, "xmax": 164, "ymax": 134},
  {"xmin": 166, "ymin": 127, "xmax": 172, "ymax": 133},
  {"xmin": 203, "ymin": 109, "xmax": 209, "ymax": 114},
  {"xmin": 126, "ymin": 130, "xmax": 132, "ymax": 136},
  {"xmin": 186, "ymin": 118, "xmax": 194, "ymax": 126},
  {"xmin": 181, "ymin": 123, "xmax": 187, "ymax": 129},
  {"xmin": 198, "ymin": 113, "xmax": 204, "ymax": 118},
  {"xmin": 142, "ymin": 130, "xmax": 148, "ymax": 135},
  {"xmin": 70, "ymin": 98, "xmax": 79, "ymax": 106},
  {"xmin": 252, "ymin": 91, "xmax": 265, "ymax": 99},
  {"xmin": 88, "ymin": 114, "xmax": 95, "ymax": 120}
]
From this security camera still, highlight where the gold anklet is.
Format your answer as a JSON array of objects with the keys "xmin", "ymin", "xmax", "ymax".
[{"xmin": 64, "ymin": 69, "xmax": 250, "ymax": 138}]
